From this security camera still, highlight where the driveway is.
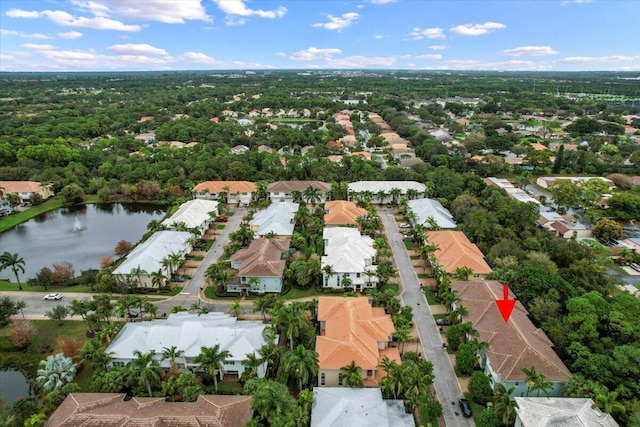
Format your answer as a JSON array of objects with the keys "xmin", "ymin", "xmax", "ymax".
[
  {"xmin": 155, "ymin": 208, "xmax": 247, "ymax": 315},
  {"xmin": 380, "ymin": 210, "xmax": 475, "ymax": 427}
]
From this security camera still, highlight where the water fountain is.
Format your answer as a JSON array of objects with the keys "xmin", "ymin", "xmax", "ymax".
[{"xmin": 73, "ymin": 216, "xmax": 83, "ymax": 232}]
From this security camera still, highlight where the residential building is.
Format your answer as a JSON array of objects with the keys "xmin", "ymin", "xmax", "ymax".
[
  {"xmin": 316, "ymin": 297, "xmax": 400, "ymax": 387},
  {"xmin": 426, "ymin": 231, "xmax": 492, "ymax": 277},
  {"xmin": 161, "ymin": 199, "xmax": 218, "ymax": 237},
  {"xmin": 451, "ymin": 280, "xmax": 572, "ymax": 397},
  {"xmin": 311, "ymin": 388, "xmax": 414, "ymax": 427},
  {"xmin": 407, "ymin": 198, "xmax": 457, "ymax": 229},
  {"xmin": 112, "ymin": 231, "xmax": 192, "ymax": 288},
  {"xmin": 324, "ymin": 200, "xmax": 367, "ymax": 228},
  {"xmin": 547, "ymin": 219, "xmax": 592, "ymax": 239},
  {"xmin": 0, "ymin": 200, "xmax": 11, "ymax": 217},
  {"xmin": 0, "ymin": 181, "xmax": 54, "ymax": 201},
  {"xmin": 249, "ymin": 202, "xmax": 298, "ymax": 238},
  {"xmin": 267, "ymin": 181, "xmax": 331, "ymax": 203},
  {"xmin": 46, "ymin": 394, "xmax": 253, "ymax": 427},
  {"xmin": 229, "ymin": 238, "xmax": 291, "ymax": 294},
  {"xmin": 106, "ymin": 312, "xmax": 271, "ymax": 379},
  {"xmin": 322, "ymin": 228, "xmax": 378, "ymax": 291},
  {"xmin": 230, "ymin": 144, "xmax": 250, "ymax": 155},
  {"xmin": 514, "ymin": 397, "xmax": 619, "ymax": 427},
  {"xmin": 192, "ymin": 181, "xmax": 256, "ymax": 206},
  {"xmin": 536, "ymin": 176, "xmax": 615, "ymax": 191},
  {"xmin": 348, "ymin": 181, "xmax": 426, "ymax": 204},
  {"xmin": 486, "ymin": 177, "xmax": 541, "ymax": 206}
]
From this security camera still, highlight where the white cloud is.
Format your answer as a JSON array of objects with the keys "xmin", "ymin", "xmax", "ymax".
[
  {"xmin": 225, "ymin": 16, "xmax": 246, "ymax": 25},
  {"xmin": 22, "ymin": 43, "xmax": 56, "ymax": 50},
  {"xmin": 1, "ymin": 29, "xmax": 53, "ymax": 39},
  {"xmin": 108, "ymin": 44, "xmax": 168, "ymax": 56},
  {"xmin": 44, "ymin": 10, "xmax": 142, "ymax": 31},
  {"xmin": 58, "ymin": 31, "xmax": 83, "ymax": 39},
  {"xmin": 69, "ymin": 0, "xmax": 211, "ymax": 23},
  {"xmin": 213, "ymin": 0, "xmax": 286, "ymax": 19},
  {"xmin": 410, "ymin": 27, "xmax": 445, "ymax": 40},
  {"xmin": 289, "ymin": 47, "xmax": 342, "ymax": 61},
  {"xmin": 558, "ymin": 55, "xmax": 635, "ymax": 63},
  {"xmin": 443, "ymin": 59, "xmax": 546, "ymax": 70},
  {"xmin": 179, "ymin": 52, "xmax": 216, "ymax": 64},
  {"xmin": 375, "ymin": 35, "xmax": 384, "ymax": 39},
  {"xmin": 502, "ymin": 46, "xmax": 559, "ymax": 56},
  {"xmin": 449, "ymin": 22, "xmax": 506, "ymax": 36},
  {"xmin": 410, "ymin": 54, "xmax": 443, "ymax": 60},
  {"xmin": 429, "ymin": 45, "xmax": 447, "ymax": 51},
  {"xmin": 6, "ymin": 9, "xmax": 40, "ymax": 18},
  {"xmin": 325, "ymin": 55, "xmax": 397, "ymax": 68},
  {"xmin": 313, "ymin": 12, "xmax": 359, "ymax": 31},
  {"xmin": 276, "ymin": 52, "xmax": 286, "ymax": 57}
]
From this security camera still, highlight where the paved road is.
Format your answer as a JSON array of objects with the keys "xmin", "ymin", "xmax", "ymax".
[
  {"xmin": 380, "ymin": 210, "xmax": 475, "ymax": 427},
  {"xmin": 1, "ymin": 291, "xmax": 93, "ymax": 319},
  {"xmin": 155, "ymin": 208, "xmax": 247, "ymax": 315}
]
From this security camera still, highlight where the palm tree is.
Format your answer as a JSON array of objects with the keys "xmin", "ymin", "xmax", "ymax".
[
  {"xmin": 283, "ymin": 344, "xmax": 319, "ymax": 390},
  {"xmin": 453, "ymin": 266, "xmax": 473, "ymax": 281},
  {"xmin": 449, "ymin": 304, "xmax": 469, "ymax": 324},
  {"xmin": 406, "ymin": 188, "xmax": 419, "ymax": 200},
  {"xmin": 161, "ymin": 345, "xmax": 184, "ymax": 371},
  {"xmin": 593, "ymin": 391, "xmax": 626, "ymax": 415},
  {"xmin": 80, "ymin": 339, "xmax": 112, "ymax": 370},
  {"xmin": 322, "ymin": 264, "xmax": 336, "ymax": 288},
  {"xmin": 228, "ymin": 300, "xmax": 242, "ymax": 317},
  {"xmin": 376, "ymin": 190, "xmax": 387, "ymax": 204},
  {"xmin": 340, "ymin": 361, "xmax": 364, "ymax": 387},
  {"xmin": 340, "ymin": 274, "xmax": 353, "ymax": 290},
  {"xmin": 130, "ymin": 350, "xmax": 163, "ymax": 397},
  {"xmin": 493, "ymin": 383, "xmax": 518, "ymax": 426},
  {"xmin": 36, "ymin": 353, "xmax": 78, "ymax": 392},
  {"xmin": 531, "ymin": 373, "xmax": 553, "ymax": 398},
  {"xmin": 303, "ymin": 186, "xmax": 321, "ymax": 211},
  {"xmin": 0, "ymin": 251, "xmax": 26, "ymax": 290},
  {"xmin": 169, "ymin": 252, "xmax": 183, "ymax": 276},
  {"xmin": 194, "ymin": 344, "xmax": 231, "ymax": 392},
  {"xmin": 379, "ymin": 356, "xmax": 402, "ymax": 399},
  {"xmin": 521, "ymin": 365, "xmax": 539, "ymax": 397},
  {"xmin": 458, "ymin": 321, "xmax": 479, "ymax": 344},
  {"xmin": 146, "ymin": 219, "xmax": 165, "ymax": 233},
  {"xmin": 241, "ymin": 352, "xmax": 264, "ymax": 382},
  {"xmin": 273, "ymin": 304, "xmax": 308, "ymax": 350},
  {"xmin": 389, "ymin": 188, "xmax": 402, "ymax": 206},
  {"xmin": 150, "ymin": 269, "xmax": 166, "ymax": 288}
]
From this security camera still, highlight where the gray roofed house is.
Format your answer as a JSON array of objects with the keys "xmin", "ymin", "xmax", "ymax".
[
  {"xmin": 268, "ymin": 181, "xmax": 331, "ymax": 203},
  {"xmin": 112, "ymin": 230, "xmax": 192, "ymax": 288},
  {"xmin": 348, "ymin": 181, "xmax": 426, "ymax": 204},
  {"xmin": 249, "ymin": 202, "xmax": 299, "ymax": 238},
  {"xmin": 106, "ymin": 312, "xmax": 272, "ymax": 379},
  {"xmin": 407, "ymin": 198, "xmax": 456, "ymax": 229},
  {"xmin": 311, "ymin": 388, "xmax": 414, "ymax": 427},
  {"xmin": 321, "ymin": 228, "xmax": 377, "ymax": 292},
  {"xmin": 514, "ymin": 397, "xmax": 619, "ymax": 427}
]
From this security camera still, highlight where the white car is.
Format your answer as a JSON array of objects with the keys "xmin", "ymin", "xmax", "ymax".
[
  {"xmin": 399, "ymin": 223, "xmax": 411, "ymax": 228},
  {"xmin": 43, "ymin": 293, "xmax": 62, "ymax": 300}
]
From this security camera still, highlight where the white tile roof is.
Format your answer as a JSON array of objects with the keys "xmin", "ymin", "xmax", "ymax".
[
  {"xmin": 112, "ymin": 231, "xmax": 191, "ymax": 275},
  {"xmin": 249, "ymin": 202, "xmax": 299, "ymax": 237},
  {"xmin": 514, "ymin": 397, "xmax": 619, "ymax": 427},
  {"xmin": 107, "ymin": 312, "xmax": 269, "ymax": 363},
  {"xmin": 311, "ymin": 388, "xmax": 414, "ymax": 427},
  {"xmin": 162, "ymin": 199, "xmax": 218, "ymax": 230},
  {"xmin": 322, "ymin": 228, "xmax": 376, "ymax": 275},
  {"xmin": 408, "ymin": 198, "xmax": 456, "ymax": 229},
  {"xmin": 348, "ymin": 181, "xmax": 426, "ymax": 194}
]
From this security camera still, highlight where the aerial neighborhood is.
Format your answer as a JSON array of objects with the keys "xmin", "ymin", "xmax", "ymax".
[{"xmin": 0, "ymin": 70, "xmax": 638, "ymax": 427}]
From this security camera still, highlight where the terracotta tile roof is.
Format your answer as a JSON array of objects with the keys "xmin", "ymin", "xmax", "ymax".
[
  {"xmin": 0, "ymin": 181, "xmax": 48, "ymax": 193},
  {"xmin": 192, "ymin": 181, "xmax": 256, "ymax": 194},
  {"xmin": 324, "ymin": 201, "xmax": 367, "ymax": 226},
  {"xmin": 267, "ymin": 181, "xmax": 331, "ymax": 193},
  {"xmin": 316, "ymin": 297, "xmax": 398, "ymax": 373},
  {"xmin": 451, "ymin": 280, "xmax": 571, "ymax": 383},
  {"xmin": 427, "ymin": 231, "xmax": 492, "ymax": 275},
  {"xmin": 45, "ymin": 393, "xmax": 252, "ymax": 427},
  {"xmin": 231, "ymin": 238, "xmax": 290, "ymax": 277}
]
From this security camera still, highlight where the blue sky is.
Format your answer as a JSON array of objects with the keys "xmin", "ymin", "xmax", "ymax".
[{"xmin": 1, "ymin": 0, "xmax": 639, "ymax": 72}]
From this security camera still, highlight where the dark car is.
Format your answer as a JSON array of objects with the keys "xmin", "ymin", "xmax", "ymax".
[
  {"xmin": 127, "ymin": 310, "xmax": 139, "ymax": 318},
  {"xmin": 436, "ymin": 318, "xmax": 451, "ymax": 326},
  {"xmin": 171, "ymin": 275, "xmax": 185, "ymax": 283},
  {"xmin": 459, "ymin": 398, "xmax": 472, "ymax": 418}
]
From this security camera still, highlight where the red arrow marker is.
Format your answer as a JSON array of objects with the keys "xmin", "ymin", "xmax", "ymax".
[{"xmin": 495, "ymin": 284, "xmax": 516, "ymax": 323}]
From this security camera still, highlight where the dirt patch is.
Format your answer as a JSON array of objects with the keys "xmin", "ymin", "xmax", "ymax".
[
  {"xmin": 430, "ymin": 304, "xmax": 448, "ymax": 315},
  {"xmin": 191, "ymin": 250, "xmax": 207, "ymax": 257},
  {"xmin": 184, "ymin": 260, "xmax": 200, "ymax": 268}
]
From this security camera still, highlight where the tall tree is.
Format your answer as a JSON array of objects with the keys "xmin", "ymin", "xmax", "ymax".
[
  {"xmin": 340, "ymin": 360, "xmax": 364, "ymax": 387},
  {"xmin": 130, "ymin": 350, "xmax": 163, "ymax": 397},
  {"xmin": 0, "ymin": 251, "xmax": 26, "ymax": 290},
  {"xmin": 194, "ymin": 344, "xmax": 231, "ymax": 392},
  {"xmin": 283, "ymin": 344, "xmax": 319, "ymax": 390}
]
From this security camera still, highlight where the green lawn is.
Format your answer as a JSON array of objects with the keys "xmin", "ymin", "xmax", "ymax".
[
  {"xmin": 404, "ymin": 240, "xmax": 414, "ymax": 250},
  {"xmin": 464, "ymin": 392, "xmax": 488, "ymax": 425},
  {"xmin": 423, "ymin": 287, "xmax": 439, "ymax": 305},
  {"xmin": 0, "ymin": 281, "xmax": 96, "ymax": 293}
]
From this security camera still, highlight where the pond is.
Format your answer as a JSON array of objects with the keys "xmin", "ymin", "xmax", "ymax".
[
  {"xmin": 0, "ymin": 203, "xmax": 165, "ymax": 279},
  {"xmin": 0, "ymin": 370, "xmax": 31, "ymax": 405}
]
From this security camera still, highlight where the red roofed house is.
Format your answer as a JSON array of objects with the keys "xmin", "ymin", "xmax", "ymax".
[
  {"xmin": 451, "ymin": 280, "xmax": 572, "ymax": 397},
  {"xmin": 0, "ymin": 181, "xmax": 54, "ymax": 202},
  {"xmin": 192, "ymin": 181, "xmax": 256, "ymax": 206},
  {"xmin": 426, "ymin": 230, "xmax": 492, "ymax": 278},
  {"xmin": 316, "ymin": 297, "xmax": 400, "ymax": 387},
  {"xmin": 229, "ymin": 238, "xmax": 291, "ymax": 294},
  {"xmin": 324, "ymin": 201, "xmax": 368, "ymax": 228},
  {"xmin": 45, "ymin": 393, "xmax": 252, "ymax": 427}
]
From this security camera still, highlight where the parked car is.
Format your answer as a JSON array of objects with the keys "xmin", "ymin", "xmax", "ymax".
[
  {"xmin": 436, "ymin": 318, "xmax": 451, "ymax": 326},
  {"xmin": 459, "ymin": 398, "xmax": 472, "ymax": 418},
  {"xmin": 215, "ymin": 215, "xmax": 228, "ymax": 222},
  {"xmin": 127, "ymin": 310, "xmax": 139, "ymax": 318},
  {"xmin": 171, "ymin": 275, "xmax": 185, "ymax": 283},
  {"xmin": 399, "ymin": 223, "xmax": 411, "ymax": 228},
  {"xmin": 43, "ymin": 293, "xmax": 62, "ymax": 300}
]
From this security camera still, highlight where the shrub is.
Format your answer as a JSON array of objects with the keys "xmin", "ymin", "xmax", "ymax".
[{"xmin": 10, "ymin": 319, "xmax": 36, "ymax": 349}]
